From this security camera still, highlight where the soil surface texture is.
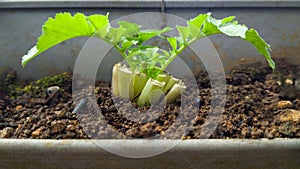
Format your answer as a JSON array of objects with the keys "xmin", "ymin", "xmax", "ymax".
[{"xmin": 0, "ymin": 59, "xmax": 299, "ymax": 139}]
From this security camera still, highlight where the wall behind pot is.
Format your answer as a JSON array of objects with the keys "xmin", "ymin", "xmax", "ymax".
[{"xmin": 0, "ymin": 0, "xmax": 299, "ymax": 81}]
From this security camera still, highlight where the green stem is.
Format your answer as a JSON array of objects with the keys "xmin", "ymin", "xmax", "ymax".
[
  {"xmin": 163, "ymin": 76, "xmax": 179, "ymax": 93},
  {"xmin": 149, "ymin": 89, "xmax": 166, "ymax": 106},
  {"xmin": 114, "ymin": 44, "xmax": 128, "ymax": 59},
  {"xmin": 118, "ymin": 65, "xmax": 133, "ymax": 98},
  {"xmin": 130, "ymin": 72, "xmax": 148, "ymax": 100},
  {"xmin": 157, "ymin": 73, "xmax": 170, "ymax": 83},
  {"xmin": 166, "ymin": 83, "xmax": 186, "ymax": 103},
  {"xmin": 112, "ymin": 63, "xmax": 121, "ymax": 96},
  {"xmin": 159, "ymin": 46, "xmax": 185, "ymax": 74},
  {"xmin": 137, "ymin": 79, "xmax": 165, "ymax": 107},
  {"xmin": 159, "ymin": 37, "xmax": 199, "ymax": 73}
]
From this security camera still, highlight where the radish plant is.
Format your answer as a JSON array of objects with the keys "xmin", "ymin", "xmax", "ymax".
[{"xmin": 22, "ymin": 12, "xmax": 275, "ymax": 107}]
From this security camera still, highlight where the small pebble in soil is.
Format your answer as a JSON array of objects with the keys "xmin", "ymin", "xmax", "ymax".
[
  {"xmin": 277, "ymin": 100, "xmax": 292, "ymax": 109},
  {"xmin": 277, "ymin": 109, "xmax": 300, "ymax": 122},
  {"xmin": 51, "ymin": 120, "xmax": 67, "ymax": 133},
  {"xmin": 66, "ymin": 125, "xmax": 76, "ymax": 131},
  {"xmin": 15, "ymin": 105, "xmax": 23, "ymax": 111},
  {"xmin": 47, "ymin": 86, "xmax": 60, "ymax": 96},
  {"xmin": 285, "ymin": 79, "xmax": 293, "ymax": 85},
  {"xmin": 279, "ymin": 122, "xmax": 292, "ymax": 136},
  {"xmin": 0, "ymin": 127, "xmax": 15, "ymax": 138},
  {"xmin": 31, "ymin": 128, "xmax": 42, "ymax": 138},
  {"xmin": 265, "ymin": 132, "xmax": 274, "ymax": 139},
  {"xmin": 54, "ymin": 110, "xmax": 65, "ymax": 118}
]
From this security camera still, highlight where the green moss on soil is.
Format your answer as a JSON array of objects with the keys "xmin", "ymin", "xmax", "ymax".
[{"xmin": 6, "ymin": 72, "xmax": 70, "ymax": 99}]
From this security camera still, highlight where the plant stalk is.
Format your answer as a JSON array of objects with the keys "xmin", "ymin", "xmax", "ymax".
[
  {"xmin": 166, "ymin": 83, "xmax": 186, "ymax": 103},
  {"xmin": 137, "ymin": 79, "xmax": 165, "ymax": 107},
  {"xmin": 130, "ymin": 72, "xmax": 147, "ymax": 100},
  {"xmin": 163, "ymin": 76, "xmax": 179, "ymax": 93},
  {"xmin": 112, "ymin": 63, "xmax": 121, "ymax": 96},
  {"xmin": 118, "ymin": 65, "xmax": 133, "ymax": 98}
]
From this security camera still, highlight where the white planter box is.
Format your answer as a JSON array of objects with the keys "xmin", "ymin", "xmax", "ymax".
[{"xmin": 0, "ymin": 139, "xmax": 299, "ymax": 169}]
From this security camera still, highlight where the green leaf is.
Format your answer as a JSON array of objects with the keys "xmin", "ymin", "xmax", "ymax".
[
  {"xmin": 202, "ymin": 14, "xmax": 247, "ymax": 38},
  {"xmin": 22, "ymin": 11, "xmax": 275, "ymax": 75},
  {"xmin": 244, "ymin": 29, "xmax": 274, "ymax": 69},
  {"xmin": 120, "ymin": 39, "xmax": 136, "ymax": 51},
  {"xmin": 21, "ymin": 46, "xmax": 41, "ymax": 67},
  {"xmin": 87, "ymin": 13, "xmax": 110, "ymax": 38},
  {"xmin": 176, "ymin": 36, "xmax": 184, "ymax": 47},
  {"xmin": 202, "ymin": 16, "xmax": 222, "ymax": 36},
  {"xmin": 188, "ymin": 13, "xmax": 209, "ymax": 28},
  {"xmin": 187, "ymin": 22, "xmax": 201, "ymax": 39},
  {"xmin": 221, "ymin": 16, "xmax": 236, "ymax": 24},
  {"xmin": 137, "ymin": 27, "xmax": 172, "ymax": 44},
  {"xmin": 37, "ymin": 13, "xmax": 94, "ymax": 51},
  {"xmin": 22, "ymin": 12, "xmax": 109, "ymax": 67},
  {"xmin": 184, "ymin": 13, "xmax": 209, "ymax": 41},
  {"xmin": 174, "ymin": 14, "xmax": 209, "ymax": 44},
  {"xmin": 176, "ymin": 25, "xmax": 190, "ymax": 43},
  {"xmin": 124, "ymin": 27, "xmax": 172, "ymax": 47},
  {"xmin": 161, "ymin": 49, "xmax": 170, "ymax": 57},
  {"xmin": 167, "ymin": 37, "xmax": 177, "ymax": 52},
  {"xmin": 118, "ymin": 21, "xmax": 141, "ymax": 37},
  {"xmin": 214, "ymin": 16, "xmax": 248, "ymax": 38},
  {"xmin": 200, "ymin": 13, "xmax": 274, "ymax": 70},
  {"xmin": 105, "ymin": 27, "xmax": 125, "ymax": 44},
  {"xmin": 218, "ymin": 22, "xmax": 248, "ymax": 38}
]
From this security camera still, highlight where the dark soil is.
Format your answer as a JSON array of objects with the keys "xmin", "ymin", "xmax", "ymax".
[{"xmin": 0, "ymin": 59, "xmax": 299, "ymax": 139}]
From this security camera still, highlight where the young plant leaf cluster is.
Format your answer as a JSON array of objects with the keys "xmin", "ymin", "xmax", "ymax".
[{"xmin": 21, "ymin": 12, "xmax": 275, "ymax": 107}]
